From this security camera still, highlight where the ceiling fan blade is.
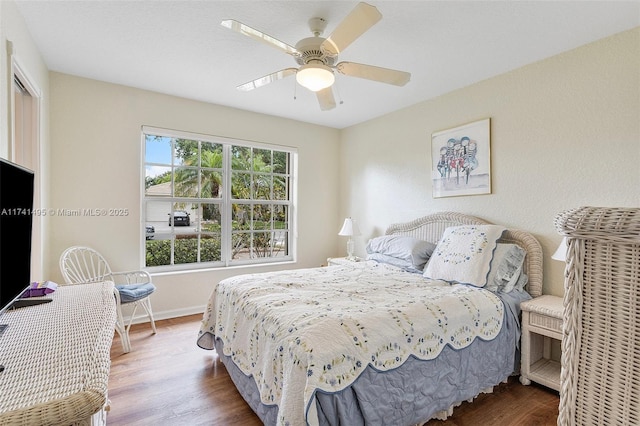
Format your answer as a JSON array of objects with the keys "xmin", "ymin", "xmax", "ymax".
[
  {"xmin": 336, "ymin": 62, "xmax": 411, "ymax": 86},
  {"xmin": 316, "ymin": 87, "xmax": 336, "ymax": 111},
  {"xmin": 221, "ymin": 19, "xmax": 300, "ymax": 57},
  {"xmin": 321, "ymin": 2, "xmax": 382, "ymax": 57},
  {"xmin": 237, "ymin": 68, "xmax": 298, "ymax": 91}
]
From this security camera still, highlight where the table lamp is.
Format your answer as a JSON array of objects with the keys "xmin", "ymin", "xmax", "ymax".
[
  {"xmin": 552, "ymin": 237, "xmax": 567, "ymax": 262},
  {"xmin": 338, "ymin": 217, "xmax": 361, "ymax": 261}
]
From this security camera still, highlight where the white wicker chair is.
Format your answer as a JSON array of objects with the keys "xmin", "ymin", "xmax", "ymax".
[
  {"xmin": 59, "ymin": 246, "xmax": 157, "ymax": 353},
  {"xmin": 555, "ymin": 207, "xmax": 640, "ymax": 426}
]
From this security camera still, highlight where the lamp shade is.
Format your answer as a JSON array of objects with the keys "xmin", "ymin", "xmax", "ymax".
[
  {"xmin": 338, "ymin": 217, "xmax": 361, "ymax": 237},
  {"xmin": 552, "ymin": 237, "xmax": 567, "ymax": 261},
  {"xmin": 296, "ymin": 64, "xmax": 335, "ymax": 92}
]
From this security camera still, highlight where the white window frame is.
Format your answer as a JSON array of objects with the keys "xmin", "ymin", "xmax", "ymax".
[{"xmin": 141, "ymin": 126, "xmax": 297, "ymax": 272}]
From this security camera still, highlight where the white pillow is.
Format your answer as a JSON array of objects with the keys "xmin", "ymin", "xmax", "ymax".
[
  {"xmin": 485, "ymin": 243, "xmax": 526, "ymax": 292},
  {"xmin": 423, "ymin": 225, "xmax": 506, "ymax": 287},
  {"xmin": 366, "ymin": 235, "xmax": 436, "ymax": 271},
  {"xmin": 366, "ymin": 253, "xmax": 421, "ymax": 273},
  {"xmin": 506, "ymin": 272, "xmax": 529, "ymax": 293}
]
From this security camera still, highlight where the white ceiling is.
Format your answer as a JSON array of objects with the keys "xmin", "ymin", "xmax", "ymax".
[{"xmin": 14, "ymin": 1, "xmax": 640, "ymax": 129}]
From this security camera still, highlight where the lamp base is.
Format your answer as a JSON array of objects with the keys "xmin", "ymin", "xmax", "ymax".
[{"xmin": 346, "ymin": 238, "xmax": 357, "ymax": 262}]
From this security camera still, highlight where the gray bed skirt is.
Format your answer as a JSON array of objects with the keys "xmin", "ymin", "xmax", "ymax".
[{"xmin": 211, "ymin": 292, "xmax": 524, "ymax": 426}]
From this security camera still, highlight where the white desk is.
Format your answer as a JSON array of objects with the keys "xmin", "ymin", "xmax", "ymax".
[{"xmin": 0, "ymin": 282, "xmax": 116, "ymax": 425}]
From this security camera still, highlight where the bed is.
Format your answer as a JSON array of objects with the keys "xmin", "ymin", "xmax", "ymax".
[{"xmin": 197, "ymin": 212, "xmax": 543, "ymax": 425}]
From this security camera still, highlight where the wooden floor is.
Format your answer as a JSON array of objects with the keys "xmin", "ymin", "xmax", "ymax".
[{"xmin": 108, "ymin": 314, "xmax": 559, "ymax": 426}]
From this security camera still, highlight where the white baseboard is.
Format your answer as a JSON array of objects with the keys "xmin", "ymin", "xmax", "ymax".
[{"xmin": 124, "ymin": 306, "xmax": 205, "ymax": 325}]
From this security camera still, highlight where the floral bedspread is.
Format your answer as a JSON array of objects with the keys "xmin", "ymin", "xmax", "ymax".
[{"xmin": 197, "ymin": 262, "xmax": 504, "ymax": 426}]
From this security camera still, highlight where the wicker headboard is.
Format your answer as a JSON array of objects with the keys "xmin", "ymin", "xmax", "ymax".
[{"xmin": 385, "ymin": 212, "xmax": 543, "ymax": 297}]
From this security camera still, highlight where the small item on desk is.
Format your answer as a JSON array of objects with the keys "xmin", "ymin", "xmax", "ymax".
[{"xmin": 21, "ymin": 281, "xmax": 58, "ymax": 298}]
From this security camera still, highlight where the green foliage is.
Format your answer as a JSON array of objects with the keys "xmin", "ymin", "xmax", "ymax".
[
  {"xmin": 146, "ymin": 239, "xmax": 171, "ymax": 266},
  {"xmin": 145, "ymin": 136, "xmax": 290, "ymax": 265},
  {"xmin": 145, "ymin": 171, "xmax": 171, "ymax": 189},
  {"xmin": 145, "ymin": 236, "xmax": 221, "ymax": 267}
]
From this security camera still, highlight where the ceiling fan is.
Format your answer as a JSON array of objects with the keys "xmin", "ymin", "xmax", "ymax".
[{"xmin": 221, "ymin": 2, "xmax": 411, "ymax": 111}]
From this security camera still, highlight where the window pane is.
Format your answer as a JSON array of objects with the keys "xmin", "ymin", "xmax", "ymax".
[
  {"xmin": 146, "ymin": 200, "xmax": 171, "ymax": 225},
  {"xmin": 145, "ymin": 239, "xmax": 172, "ymax": 267},
  {"xmin": 201, "ymin": 170, "xmax": 222, "ymax": 199},
  {"xmin": 174, "ymin": 167, "xmax": 198, "ymax": 198},
  {"xmin": 200, "ymin": 234, "xmax": 221, "ymax": 262},
  {"xmin": 174, "ymin": 139, "xmax": 199, "ymax": 166},
  {"xmin": 145, "ymin": 166, "xmax": 171, "ymax": 197},
  {"xmin": 174, "ymin": 235, "xmax": 198, "ymax": 264},
  {"xmin": 170, "ymin": 202, "xmax": 194, "ymax": 227},
  {"xmin": 252, "ymin": 232, "xmax": 288, "ymax": 258},
  {"xmin": 145, "ymin": 135, "xmax": 171, "ymax": 165},
  {"xmin": 253, "ymin": 204, "xmax": 271, "ymax": 230},
  {"xmin": 231, "ymin": 172, "xmax": 251, "ymax": 200},
  {"xmin": 232, "ymin": 204, "xmax": 251, "ymax": 230},
  {"xmin": 273, "ymin": 151, "xmax": 289, "ymax": 174},
  {"xmin": 254, "ymin": 174, "xmax": 271, "ymax": 200},
  {"xmin": 201, "ymin": 203, "xmax": 222, "ymax": 231},
  {"xmin": 232, "ymin": 146, "xmax": 251, "ymax": 170},
  {"xmin": 273, "ymin": 230, "xmax": 289, "ymax": 256},
  {"xmin": 232, "ymin": 232, "xmax": 250, "ymax": 260},
  {"xmin": 254, "ymin": 148, "xmax": 271, "ymax": 168},
  {"xmin": 273, "ymin": 175, "xmax": 288, "ymax": 201},
  {"xmin": 251, "ymin": 232, "xmax": 268, "ymax": 258},
  {"xmin": 275, "ymin": 205, "xmax": 288, "ymax": 230}
]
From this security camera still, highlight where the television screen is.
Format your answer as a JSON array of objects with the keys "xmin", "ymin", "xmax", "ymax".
[{"xmin": 0, "ymin": 158, "xmax": 34, "ymax": 316}]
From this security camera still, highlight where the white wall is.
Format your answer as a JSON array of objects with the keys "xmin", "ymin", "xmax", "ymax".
[
  {"xmin": 340, "ymin": 28, "xmax": 640, "ymax": 297},
  {"xmin": 0, "ymin": 0, "xmax": 50, "ymax": 280},
  {"xmin": 18, "ymin": 9, "xmax": 640, "ymax": 317},
  {"xmin": 48, "ymin": 73, "xmax": 340, "ymax": 318}
]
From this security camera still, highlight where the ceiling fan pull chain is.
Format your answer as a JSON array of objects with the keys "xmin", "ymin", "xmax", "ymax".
[
  {"xmin": 293, "ymin": 77, "xmax": 298, "ymax": 101},
  {"xmin": 334, "ymin": 80, "xmax": 344, "ymax": 105}
]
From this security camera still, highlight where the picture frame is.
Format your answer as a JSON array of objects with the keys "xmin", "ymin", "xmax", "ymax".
[{"xmin": 431, "ymin": 118, "xmax": 491, "ymax": 198}]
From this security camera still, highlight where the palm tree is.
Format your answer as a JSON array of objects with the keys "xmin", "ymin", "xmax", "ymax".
[
  {"xmin": 173, "ymin": 140, "xmax": 223, "ymax": 222},
  {"xmin": 173, "ymin": 140, "xmax": 287, "ymax": 259}
]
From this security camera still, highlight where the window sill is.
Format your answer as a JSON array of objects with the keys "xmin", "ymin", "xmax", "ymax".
[{"xmin": 146, "ymin": 259, "xmax": 297, "ymax": 277}]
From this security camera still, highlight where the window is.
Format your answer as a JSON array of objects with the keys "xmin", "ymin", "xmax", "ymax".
[{"xmin": 143, "ymin": 127, "xmax": 296, "ymax": 270}]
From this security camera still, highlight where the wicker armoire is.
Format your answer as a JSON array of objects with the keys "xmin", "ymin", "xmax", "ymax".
[{"xmin": 554, "ymin": 207, "xmax": 640, "ymax": 426}]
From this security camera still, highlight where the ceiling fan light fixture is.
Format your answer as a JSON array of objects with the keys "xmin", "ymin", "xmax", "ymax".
[{"xmin": 296, "ymin": 64, "xmax": 335, "ymax": 92}]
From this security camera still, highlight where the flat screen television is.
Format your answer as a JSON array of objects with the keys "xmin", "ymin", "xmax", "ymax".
[{"xmin": 0, "ymin": 157, "xmax": 35, "ymax": 317}]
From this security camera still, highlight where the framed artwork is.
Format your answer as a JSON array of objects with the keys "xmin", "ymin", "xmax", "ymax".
[{"xmin": 431, "ymin": 118, "xmax": 491, "ymax": 198}]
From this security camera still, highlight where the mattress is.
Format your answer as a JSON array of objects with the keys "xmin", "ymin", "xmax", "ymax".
[
  {"xmin": 212, "ymin": 289, "xmax": 527, "ymax": 425},
  {"xmin": 198, "ymin": 261, "xmax": 530, "ymax": 425}
]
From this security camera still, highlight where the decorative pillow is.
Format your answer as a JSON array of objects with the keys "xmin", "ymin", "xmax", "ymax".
[
  {"xmin": 366, "ymin": 252, "xmax": 421, "ymax": 273},
  {"xmin": 423, "ymin": 225, "xmax": 506, "ymax": 287},
  {"xmin": 485, "ymin": 243, "xmax": 527, "ymax": 292},
  {"xmin": 366, "ymin": 235, "xmax": 436, "ymax": 271},
  {"xmin": 506, "ymin": 272, "xmax": 529, "ymax": 293}
]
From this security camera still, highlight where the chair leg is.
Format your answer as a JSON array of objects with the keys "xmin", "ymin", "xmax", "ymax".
[
  {"xmin": 115, "ymin": 306, "xmax": 131, "ymax": 354},
  {"xmin": 114, "ymin": 297, "xmax": 157, "ymax": 353},
  {"xmin": 142, "ymin": 297, "xmax": 157, "ymax": 334}
]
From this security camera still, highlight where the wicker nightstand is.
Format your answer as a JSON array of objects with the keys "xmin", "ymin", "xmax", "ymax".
[{"xmin": 519, "ymin": 295, "xmax": 563, "ymax": 391}]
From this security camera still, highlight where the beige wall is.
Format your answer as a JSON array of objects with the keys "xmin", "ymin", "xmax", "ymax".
[
  {"xmin": 340, "ymin": 28, "xmax": 640, "ymax": 297},
  {"xmin": 0, "ymin": 0, "xmax": 50, "ymax": 280},
  {"xmin": 49, "ymin": 73, "xmax": 340, "ymax": 318},
  {"xmin": 7, "ymin": 0, "xmax": 639, "ymax": 317}
]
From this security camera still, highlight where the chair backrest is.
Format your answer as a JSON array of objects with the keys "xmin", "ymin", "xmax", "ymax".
[{"xmin": 60, "ymin": 246, "xmax": 114, "ymax": 285}]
